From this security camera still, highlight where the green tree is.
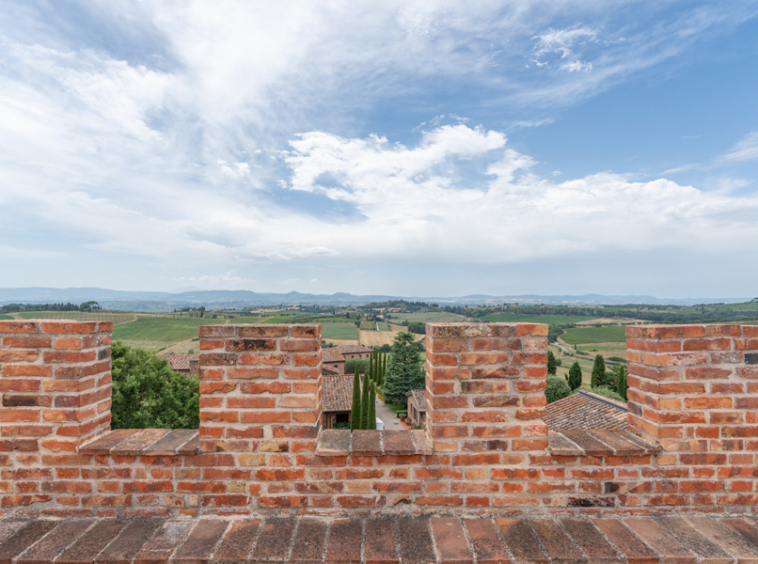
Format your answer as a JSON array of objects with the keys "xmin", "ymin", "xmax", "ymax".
[
  {"xmin": 361, "ymin": 370, "xmax": 371, "ymax": 429},
  {"xmin": 547, "ymin": 350, "xmax": 557, "ymax": 375},
  {"xmin": 367, "ymin": 382, "xmax": 377, "ymax": 430},
  {"xmin": 111, "ymin": 341, "xmax": 199, "ymax": 429},
  {"xmin": 545, "ymin": 376, "xmax": 571, "ymax": 403},
  {"xmin": 350, "ymin": 367, "xmax": 362, "ymax": 431},
  {"xmin": 345, "ymin": 358, "xmax": 369, "ymax": 375},
  {"xmin": 567, "ymin": 361, "xmax": 583, "ymax": 391},
  {"xmin": 591, "ymin": 354, "xmax": 606, "ymax": 388},
  {"xmin": 384, "ymin": 332, "xmax": 425, "ymax": 405},
  {"xmin": 616, "ymin": 365, "xmax": 628, "ymax": 401}
]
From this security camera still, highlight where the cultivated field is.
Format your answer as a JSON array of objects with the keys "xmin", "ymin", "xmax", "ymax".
[
  {"xmin": 320, "ymin": 322, "xmax": 360, "ymax": 341},
  {"xmin": 482, "ymin": 313, "xmax": 595, "ymax": 325},
  {"xmin": 387, "ymin": 312, "xmax": 468, "ymax": 323},
  {"xmin": 560, "ymin": 325, "xmax": 627, "ymax": 345}
]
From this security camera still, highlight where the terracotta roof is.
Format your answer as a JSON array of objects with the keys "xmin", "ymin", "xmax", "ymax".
[
  {"xmin": 322, "ymin": 348, "xmax": 345, "ymax": 363},
  {"xmin": 160, "ymin": 354, "xmax": 198, "ymax": 371},
  {"xmin": 406, "ymin": 389, "xmax": 426, "ymax": 412},
  {"xmin": 322, "ymin": 374, "xmax": 356, "ymax": 412},
  {"xmin": 544, "ymin": 390, "xmax": 627, "ymax": 431},
  {"xmin": 337, "ymin": 345, "xmax": 373, "ymax": 354}
]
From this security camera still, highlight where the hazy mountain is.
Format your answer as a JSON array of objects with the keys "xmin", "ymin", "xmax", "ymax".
[{"xmin": 0, "ymin": 287, "xmax": 750, "ymax": 311}]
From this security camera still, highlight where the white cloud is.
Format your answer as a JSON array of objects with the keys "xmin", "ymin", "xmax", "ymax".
[{"xmin": 1, "ymin": 1, "xmax": 758, "ymax": 292}]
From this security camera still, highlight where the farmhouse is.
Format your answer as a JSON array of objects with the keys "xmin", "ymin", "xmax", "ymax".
[
  {"xmin": 159, "ymin": 353, "xmax": 199, "ymax": 377},
  {"xmin": 406, "ymin": 389, "xmax": 426, "ymax": 428},
  {"xmin": 337, "ymin": 343, "xmax": 373, "ymax": 359},
  {"xmin": 321, "ymin": 347, "xmax": 346, "ymax": 373},
  {"xmin": 321, "ymin": 373, "xmax": 354, "ymax": 429}
]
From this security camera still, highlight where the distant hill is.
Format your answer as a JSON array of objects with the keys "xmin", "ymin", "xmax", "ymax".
[{"xmin": 0, "ymin": 287, "xmax": 750, "ymax": 312}]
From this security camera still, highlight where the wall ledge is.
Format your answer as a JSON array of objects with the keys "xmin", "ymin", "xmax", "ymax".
[
  {"xmin": 78, "ymin": 429, "xmax": 200, "ymax": 456},
  {"xmin": 548, "ymin": 429, "xmax": 659, "ymax": 457},
  {"xmin": 316, "ymin": 429, "xmax": 432, "ymax": 456}
]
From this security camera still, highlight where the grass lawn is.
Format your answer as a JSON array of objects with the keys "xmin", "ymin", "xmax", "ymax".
[
  {"xmin": 385, "ymin": 403, "xmax": 408, "ymax": 417},
  {"xmin": 0, "ymin": 314, "xmax": 13, "ymax": 320},
  {"xmin": 482, "ymin": 313, "xmax": 597, "ymax": 325},
  {"xmin": 561, "ymin": 325, "xmax": 627, "ymax": 345}
]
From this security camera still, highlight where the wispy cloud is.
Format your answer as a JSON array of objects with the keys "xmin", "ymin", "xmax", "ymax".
[{"xmin": 720, "ymin": 131, "xmax": 758, "ymax": 163}]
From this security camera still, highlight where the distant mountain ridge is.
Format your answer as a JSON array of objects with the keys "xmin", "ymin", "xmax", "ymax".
[{"xmin": 0, "ymin": 287, "xmax": 750, "ymax": 311}]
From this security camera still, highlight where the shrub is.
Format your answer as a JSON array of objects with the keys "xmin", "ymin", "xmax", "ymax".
[
  {"xmin": 545, "ymin": 376, "xmax": 571, "ymax": 403},
  {"xmin": 345, "ymin": 358, "xmax": 369, "ymax": 374},
  {"xmin": 588, "ymin": 386, "xmax": 625, "ymax": 402},
  {"xmin": 111, "ymin": 341, "xmax": 199, "ymax": 429}
]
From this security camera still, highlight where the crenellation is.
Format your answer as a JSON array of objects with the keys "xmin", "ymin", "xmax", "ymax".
[{"xmin": 1, "ymin": 321, "xmax": 758, "ymax": 516}]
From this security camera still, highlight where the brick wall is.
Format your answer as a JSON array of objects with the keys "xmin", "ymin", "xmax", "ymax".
[
  {"xmin": 1, "ymin": 320, "xmax": 758, "ymax": 517},
  {"xmin": 0, "ymin": 320, "xmax": 112, "ymax": 510}
]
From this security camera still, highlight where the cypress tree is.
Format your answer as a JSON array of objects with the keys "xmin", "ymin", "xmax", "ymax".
[
  {"xmin": 547, "ymin": 350, "xmax": 557, "ymax": 375},
  {"xmin": 367, "ymin": 382, "xmax": 377, "ymax": 430},
  {"xmin": 361, "ymin": 370, "xmax": 370, "ymax": 429},
  {"xmin": 567, "ymin": 361, "xmax": 582, "ymax": 391},
  {"xmin": 350, "ymin": 367, "xmax": 361, "ymax": 431},
  {"xmin": 591, "ymin": 355, "xmax": 606, "ymax": 388},
  {"xmin": 616, "ymin": 365, "xmax": 628, "ymax": 400}
]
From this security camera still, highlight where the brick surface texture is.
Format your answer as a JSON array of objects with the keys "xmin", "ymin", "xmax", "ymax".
[{"xmin": 1, "ymin": 321, "xmax": 757, "ymax": 518}]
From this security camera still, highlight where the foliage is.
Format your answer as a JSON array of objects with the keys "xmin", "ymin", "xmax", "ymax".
[
  {"xmin": 361, "ymin": 371, "xmax": 371, "ymax": 429},
  {"xmin": 545, "ymin": 376, "xmax": 571, "ymax": 403},
  {"xmin": 111, "ymin": 341, "xmax": 199, "ymax": 429},
  {"xmin": 588, "ymin": 386, "xmax": 625, "ymax": 402},
  {"xmin": 383, "ymin": 332, "xmax": 425, "ymax": 405},
  {"xmin": 567, "ymin": 361, "xmax": 583, "ymax": 391},
  {"xmin": 350, "ymin": 368, "xmax": 362, "ymax": 431},
  {"xmin": 616, "ymin": 365, "xmax": 628, "ymax": 400},
  {"xmin": 406, "ymin": 321, "xmax": 425, "ymax": 334},
  {"xmin": 591, "ymin": 355, "xmax": 607, "ymax": 388},
  {"xmin": 547, "ymin": 350, "xmax": 557, "ymax": 375},
  {"xmin": 367, "ymin": 382, "xmax": 377, "ymax": 430},
  {"xmin": 345, "ymin": 358, "xmax": 369, "ymax": 375}
]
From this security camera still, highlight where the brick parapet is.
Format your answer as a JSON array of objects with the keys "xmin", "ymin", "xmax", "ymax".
[
  {"xmin": 197, "ymin": 324, "xmax": 322, "ymax": 455},
  {"xmin": 3, "ymin": 321, "xmax": 758, "ymax": 517},
  {"xmin": 0, "ymin": 320, "xmax": 112, "ymax": 449},
  {"xmin": 425, "ymin": 323, "xmax": 549, "ymax": 453}
]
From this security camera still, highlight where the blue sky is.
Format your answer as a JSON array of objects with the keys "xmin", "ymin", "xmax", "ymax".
[{"xmin": 1, "ymin": 1, "xmax": 758, "ymax": 298}]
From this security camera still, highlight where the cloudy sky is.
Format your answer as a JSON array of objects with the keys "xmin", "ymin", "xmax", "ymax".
[{"xmin": 2, "ymin": 1, "xmax": 758, "ymax": 298}]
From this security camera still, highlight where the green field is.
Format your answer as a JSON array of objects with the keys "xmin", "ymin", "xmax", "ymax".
[
  {"xmin": 320, "ymin": 322, "xmax": 359, "ymax": 341},
  {"xmin": 577, "ymin": 344, "xmax": 627, "ymax": 352},
  {"xmin": 375, "ymin": 320, "xmax": 390, "ymax": 331},
  {"xmin": 112, "ymin": 316, "xmax": 220, "ymax": 344},
  {"xmin": 482, "ymin": 313, "xmax": 595, "ymax": 324},
  {"xmin": 389, "ymin": 312, "xmax": 467, "ymax": 323},
  {"xmin": 561, "ymin": 325, "xmax": 627, "ymax": 345},
  {"xmin": 0, "ymin": 314, "xmax": 12, "ymax": 320}
]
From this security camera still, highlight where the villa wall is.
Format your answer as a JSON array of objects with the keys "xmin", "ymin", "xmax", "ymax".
[{"xmin": 0, "ymin": 320, "xmax": 757, "ymax": 517}]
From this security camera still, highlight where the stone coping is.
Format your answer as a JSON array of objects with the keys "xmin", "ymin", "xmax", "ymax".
[
  {"xmin": 78, "ymin": 429, "xmax": 200, "ymax": 456},
  {"xmin": 2, "ymin": 515, "xmax": 758, "ymax": 564},
  {"xmin": 548, "ymin": 429, "xmax": 660, "ymax": 457},
  {"xmin": 315, "ymin": 429, "xmax": 433, "ymax": 456}
]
